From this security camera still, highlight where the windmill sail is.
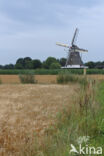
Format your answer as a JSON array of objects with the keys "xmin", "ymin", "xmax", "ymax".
[
  {"xmin": 56, "ymin": 42, "xmax": 69, "ymax": 48},
  {"xmin": 71, "ymin": 28, "xmax": 78, "ymax": 46},
  {"xmin": 75, "ymin": 48, "xmax": 88, "ymax": 53}
]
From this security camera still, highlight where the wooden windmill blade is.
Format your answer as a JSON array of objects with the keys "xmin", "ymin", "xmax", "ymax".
[
  {"xmin": 75, "ymin": 48, "xmax": 88, "ymax": 53},
  {"xmin": 56, "ymin": 42, "xmax": 69, "ymax": 48},
  {"xmin": 71, "ymin": 28, "xmax": 79, "ymax": 46}
]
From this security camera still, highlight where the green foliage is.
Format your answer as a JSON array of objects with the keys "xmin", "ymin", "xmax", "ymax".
[
  {"xmin": 87, "ymin": 68, "xmax": 104, "ymax": 74},
  {"xmin": 0, "ymin": 69, "xmax": 59, "ymax": 75},
  {"xmin": 43, "ymin": 57, "xmax": 58, "ymax": 69},
  {"xmin": 1, "ymin": 68, "xmax": 104, "ymax": 75},
  {"xmin": 59, "ymin": 58, "xmax": 66, "ymax": 66},
  {"xmin": 57, "ymin": 73, "xmax": 88, "ymax": 86},
  {"xmin": 50, "ymin": 62, "xmax": 61, "ymax": 69},
  {"xmin": 85, "ymin": 61, "xmax": 104, "ymax": 69},
  {"xmin": 15, "ymin": 57, "xmax": 32, "ymax": 69},
  {"xmin": 24, "ymin": 61, "xmax": 33, "ymax": 69},
  {"xmin": 1, "ymin": 56, "xmax": 104, "ymax": 70},
  {"xmin": 32, "ymin": 80, "xmax": 104, "ymax": 155},
  {"xmin": 19, "ymin": 72, "xmax": 36, "ymax": 84},
  {"xmin": 32, "ymin": 59, "xmax": 42, "ymax": 69},
  {"xmin": 0, "ymin": 79, "xmax": 2, "ymax": 84},
  {"xmin": 15, "ymin": 63, "xmax": 24, "ymax": 69},
  {"xmin": 23, "ymin": 57, "xmax": 32, "ymax": 63},
  {"xmin": 95, "ymin": 82, "xmax": 104, "ymax": 136},
  {"xmin": 85, "ymin": 61, "xmax": 95, "ymax": 68},
  {"xmin": 15, "ymin": 58, "xmax": 24, "ymax": 69},
  {"xmin": 16, "ymin": 58, "xmax": 24, "ymax": 65},
  {"xmin": 23, "ymin": 57, "xmax": 32, "ymax": 69},
  {"xmin": 57, "ymin": 74, "xmax": 77, "ymax": 84},
  {"xmin": 3, "ymin": 64, "xmax": 14, "ymax": 69}
]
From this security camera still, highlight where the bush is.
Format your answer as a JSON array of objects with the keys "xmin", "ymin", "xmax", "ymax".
[
  {"xmin": 57, "ymin": 74, "xmax": 78, "ymax": 84},
  {"xmin": 57, "ymin": 73, "xmax": 88, "ymax": 86},
  {"xmin": 50, "ymin": 63, "xmax": 61, "ymax": 69},
  {"xmin": 19, "ymin": 72, "xmax": 36, "ymax": 84},
  {"xmin": 0, "ymin": 79, "xmax": 2, "ymax": 84}
]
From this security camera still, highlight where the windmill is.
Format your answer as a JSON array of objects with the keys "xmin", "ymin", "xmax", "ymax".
[{"xmin": 56, "ymin": 28, "xmax": 88, "ymax": 68}]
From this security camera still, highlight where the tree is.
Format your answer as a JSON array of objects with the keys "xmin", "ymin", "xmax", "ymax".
[
  {"xmin": 24, "ymin": 57, "xmax": 32, "ymax": 62},
  {"xmin": 32, "ymin": 59, "xmax": 42, "ymax": 69},
  {"xmin": 59, "ymin": 58, "xmax": 66, "ymax": 66},
  {"xmin": 25, "ymin": 61, "xmax": 33, "ymax": 69},
  {"xmin": 50, "ymin": 62, "xmax": 61, "ymax": 69},
  {"xmin": 94, "ymin": 61, "xmax": 104, "ymax": 69},
  {"xmin": 0, "ymin": 65, "xmax": 3, "ymax": 69},
  {"xmin": 24, "ymin": 57, "xmax": 32, "ymax": 69},
  {"xmin": 85, "ymin": 61, "xmax": 95, "ymax": 68},
  {"xmin": 3, "ymin": 64, "xmax": 14, "ymax": 69},
  {"xmin": 43, "ymin": 57, "xmax": 58, "ymax": 69},
  {"xmin": 16, "ymin": 58, "xmax": 24, "ymax": 66},
  {"xmin": 15, "ymin": 57, "xmax": 32, "ymax": 69},
  {"xmin": 15, "ymin": 58, "xmax": 24, "ymax": 69},
  {"xmin": 15, "ymin": 63, "xmax": 24, "ymax": 69}
]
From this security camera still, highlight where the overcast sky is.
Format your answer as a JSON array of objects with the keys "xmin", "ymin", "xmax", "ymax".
[{"xmin": 0, "ymin": 0, "xmax": 104, "ymax": 64}]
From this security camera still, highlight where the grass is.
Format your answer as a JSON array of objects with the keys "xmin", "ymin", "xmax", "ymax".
[
  {"xmin": 57, "ymin": 72, "xmax": 88, "ymax": 86},
  {"xmin": 0, "ymin": 78, "xmax": 2, "ymax": 84},
  {"xmin": 91, "ymin": 81, "xmax": 104, "ymax": 147},
  {"xmin": 0, "ymin": 69, "xmax": 59, "ymax": 75},
  {"xmin": 57, "ymin": 73, "xmax": 79, "ymax": 84},
  {"xmin": 1, "ymin": 68, "xmax": 104, "ymax": 75},
  {"xmin": 31, "ymin": 79, "xmax": 104, "ymax": 156}
]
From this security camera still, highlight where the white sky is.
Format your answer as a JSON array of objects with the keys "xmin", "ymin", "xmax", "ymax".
[{"xmin": 0, "ymin": 0, "xmax": 104, "ymax": 64}]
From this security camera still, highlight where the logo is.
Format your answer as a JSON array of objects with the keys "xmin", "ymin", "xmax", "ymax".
[
  {"xmin": 70, "ymin": 144, "xmax": 102, "ymax": 155},
  {"xmin": 70, "ymin": 144, "xmax": 79, "ymax": 154}
]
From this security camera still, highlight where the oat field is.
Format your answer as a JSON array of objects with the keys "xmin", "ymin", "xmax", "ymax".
[
  {"xmin": 0, "ymin": 75, "xmax": 57, "ymax": 84},
  {"xmin": 0, "ymin": 74, "xmax": 104, "ymax": 84},
  {"xmin": 0, "ymin": 74, "xmax": 103, "ymax": 155},
  {"xmin": 0, "ymin": 84, "xmax": 78, "ymax": 155}
]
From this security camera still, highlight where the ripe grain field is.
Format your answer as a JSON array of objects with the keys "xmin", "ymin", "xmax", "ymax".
[
  {"xmin": 0, "ymin": 74, "xmax": 104, "ymax": 84},
  {"xmin": 0, "ymin": 84, "xmax": 78, "ymax": 155}
]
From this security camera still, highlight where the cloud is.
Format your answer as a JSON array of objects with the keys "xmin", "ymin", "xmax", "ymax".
[{"xmin": 0, "ymin": 0, "xmax": 104, "ymax": 64}]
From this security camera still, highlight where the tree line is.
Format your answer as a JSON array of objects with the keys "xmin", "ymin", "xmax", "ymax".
[
  {"xmin": 0, "ymin": 57, "xmax": 66, "ymax": 69},
  {"xmin": 0, "ymin": 57, "xmax": 104, "ymax": 69}
]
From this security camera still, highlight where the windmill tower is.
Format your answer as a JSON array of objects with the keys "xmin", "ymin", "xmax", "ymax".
[{"xmin": 56, "ymin": 28, "xmax": 88, "ymax": 68}]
